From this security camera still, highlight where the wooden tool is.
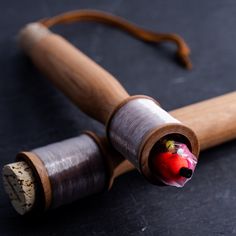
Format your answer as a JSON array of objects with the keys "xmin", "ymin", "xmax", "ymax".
[
  {"xmin": 18, "ymin": 11, "xmax": 200, "ymax": 187},
  {"xmin": 3, "ymin": 92, "xmax": 236, "ymax": 215}
]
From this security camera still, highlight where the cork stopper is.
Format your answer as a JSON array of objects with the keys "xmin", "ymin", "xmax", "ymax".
[{"xmin": 2, "ymin": 161, "xmax": 36, "ymax": 215}]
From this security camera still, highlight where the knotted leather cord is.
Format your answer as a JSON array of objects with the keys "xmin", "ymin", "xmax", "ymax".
[{"xmin": 40, "ymin": 9, "xmax": 192, "ymax": 69}]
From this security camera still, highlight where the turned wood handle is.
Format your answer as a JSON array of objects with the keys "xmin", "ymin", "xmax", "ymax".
[
  {"xmin": 19, "ymin": 23, "xmax": 129, "ymax": 124},
  {"xmin": 170, "ymin": 92, "xmax": 236, "ymax": 150}
]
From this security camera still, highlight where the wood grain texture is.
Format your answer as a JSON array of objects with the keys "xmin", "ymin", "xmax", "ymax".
[
  {"xmin": 20, "ymin": 23, "xmax": 129, "ymax": 124},
  {"xmin": 1, "ymin": 1, "xmax": 236, "ymax": 235},
  {"xmin": 170, "ymin": 92, "xmax": 236, "ymax": 150}
]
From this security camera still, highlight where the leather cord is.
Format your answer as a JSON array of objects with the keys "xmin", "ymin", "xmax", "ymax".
[{"xmin": 40, "ymin": 9, "xmax": 192, "ymax": 69}]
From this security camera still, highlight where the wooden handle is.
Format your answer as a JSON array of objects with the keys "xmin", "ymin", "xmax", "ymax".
[
  {"xmin": 19, "ymin": 23, "xmax": 129, "ymax": 124},
  {"xmin": 170, "ymin": 92, "xmax": 236, "ymax": 150}
]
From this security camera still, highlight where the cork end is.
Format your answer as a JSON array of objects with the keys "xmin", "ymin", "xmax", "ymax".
[{"xmin": 2, "ymin": 161, "xmax": 36, "ymax": 215}]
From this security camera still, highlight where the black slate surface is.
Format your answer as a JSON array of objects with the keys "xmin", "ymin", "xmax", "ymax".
[{"xmin": 1, "ymin": 1, "xmax": 236, "ymax": 235}]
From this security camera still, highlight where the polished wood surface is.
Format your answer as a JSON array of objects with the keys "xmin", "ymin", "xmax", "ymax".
[{"xmin": 20, "ymin": 23, "xmax": 129, "ymax": 124}]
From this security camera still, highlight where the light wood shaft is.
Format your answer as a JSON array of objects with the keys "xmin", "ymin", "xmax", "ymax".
[
  {"xmin": 170, "ymin": 92, "xmax": 236, "ymax": 150},
  {"xmin": 20, "ymin": 23, "xmax": 129, "ymax": 124}
]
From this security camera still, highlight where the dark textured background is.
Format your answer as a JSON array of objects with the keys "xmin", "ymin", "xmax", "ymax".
[{"xmin": 1, "ymin": 1, "xmax": 236, "ymax": 235}]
